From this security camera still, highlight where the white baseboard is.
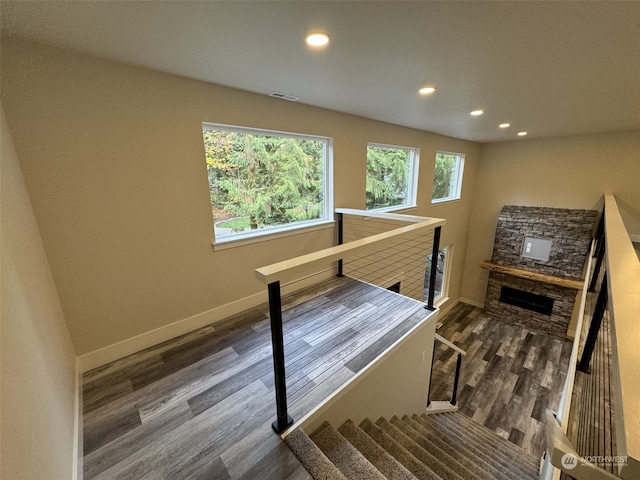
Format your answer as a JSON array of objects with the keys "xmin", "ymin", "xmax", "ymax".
[
  {"xmin": 459, "ymin": 297, "xmax": 485, "ymax": 309},
  {"xmin": 78, "ymin": 269, "xmax": 336, "ymax": 372},
  {"xmin": 436, "ymin": 297, "xmax": 459, "ymax": 318},
  {"xmin": 630, "ymin": 233, "xmax": 640, "ymax": 243}
]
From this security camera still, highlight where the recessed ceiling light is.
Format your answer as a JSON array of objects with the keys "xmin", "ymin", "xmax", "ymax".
[
  {"xmin": 517, "ymin": 131, "xmax": 528, "ymax": 136},
  {"xmin": 470, "ymin": 110, "xmax": 484, "ymax": 116},
  {"xmin": 499, "ymin": 123, "xmax": 511, "ymax": 128},
  {"xmin": 305, "ymin": 32, "xmax": 330, "ymax": 47},
  {"xmin": 419, "ymin": 86, "xmax": 436, "ymax": 95}
]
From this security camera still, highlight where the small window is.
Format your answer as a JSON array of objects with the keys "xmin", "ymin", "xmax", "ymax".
[
  {"xmin": 365, "ymin": 143, "xmax": 419, "ymax": 211},
  {"xmin": 202, "ymin": 123, "xmax": 332, "ymax": 243},
  {"xmin": 425, "ymin": 246, "xmax": 450, "ymax": 303},
  {"xmin": 432, "ymin": 152, "xmax": 464, "ymax": 203}
]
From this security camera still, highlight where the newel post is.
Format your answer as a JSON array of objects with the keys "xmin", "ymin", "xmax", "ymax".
[{"xmin": 268, "ymin": 281, "xmax": 293, "ymax": 433}]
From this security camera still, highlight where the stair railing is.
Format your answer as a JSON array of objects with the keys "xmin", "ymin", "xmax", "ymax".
[
  {"xmin": 541, "ymin": 195, "xmax": 640, "ymax": 479},
  {"xmin": 544, "ymin": 410, "xmax": 621, "ymax": 480},
  {"xmin": 256, "ymin": 209, "xmax": 446, "ymax": 434},
  {"xmin": 427, "ymin": 333, "xmax": 466, "ymax": 408},
  {"xmin": 539, "ymin": 237, "xmax": 595, "ymax": 480}
]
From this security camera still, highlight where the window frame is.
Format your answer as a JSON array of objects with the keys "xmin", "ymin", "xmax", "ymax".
[
  {"xmin": 202, "ymin": 122, "xmax": 334, "ymax": 247},
  {"xmin": 365, "ymin": 142, "xmax": 420, "ymax": 213},
  {"xmin": 431, "ymin": 151, "xmax": 465, "ymax": 204},
  {"xmin": 425, "ymin": 244, "xmax": 452, "ymax": 306}
]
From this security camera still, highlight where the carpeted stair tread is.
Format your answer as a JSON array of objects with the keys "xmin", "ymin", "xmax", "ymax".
[
  {"xmin": 285, "ymin": 412, "xmax": 540, "ymax": 480},
  {"xmin": 436, "ymin": 412, "xmax": 540, "ymax": 470},
  {"xmin": 285, "ymin": 427, "xmax": 348, "ymax": 480},
  {"xmin": 337, "ymin": 419, "xmax": 417, "ymax": 480},
  {"xmin": 423, "ymin": 412, "xmax": 539, "ymax": 471},
  {"xmin": 417, "ymin": 413, "xmax": 538, "ymax": 479},
  {"xmin": 310, "ymin": 421, "xmax": 386, "ymax": 480},
  {"xmin": 394, "ymin": 416, "xmax": 495, "ymax": 480},
  {"xmin": 359, "ymin": 418, "xmax": 443, "ymax": 480},
  {"xmin": 375, "ymin": 417, "xmax": 465, "ymax": 480},
  {"xmin": 416, "ymin": 414, "xmax": 537, "ymax": 480},
  {"xmin": 408, "ymin": 414, "xmax": 529, "ymax": 480}
]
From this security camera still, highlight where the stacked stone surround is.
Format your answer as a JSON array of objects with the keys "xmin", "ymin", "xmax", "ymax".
[{"xmin": 485, "ymin": 205, "xmax": 598, "ymax": 338}]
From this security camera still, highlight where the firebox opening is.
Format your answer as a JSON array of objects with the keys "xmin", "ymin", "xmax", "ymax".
[{"xmin": 499, "ymin": 286, "xmax": 554, "ymax": 316}]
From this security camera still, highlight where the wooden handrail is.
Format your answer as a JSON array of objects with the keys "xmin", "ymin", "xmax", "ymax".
[
  {"xmin": 545, "ymin": 410, "xmax": 621, "ymax": 480},
  {"xmin": 435, "ymin": 333, "xmax": 466, "ymax": 356},
  {"xmin": 480, "ymin": 260, "xmax": 584, "ymax": 289},
  {"xmin": 603, "ymin": 194, "xmax": 640, "ymax": 476},
  {"xmin": 256, "ymin": 216, "xmax": 446, "ymax": 285},
  {"xmin": 335, "ymin": 207, "xmax": 431, "ymax": 224}
]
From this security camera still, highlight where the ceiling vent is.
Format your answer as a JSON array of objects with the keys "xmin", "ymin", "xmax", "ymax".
[{"xmin": 269, "ymin": 92, "xmax": 300, "ymax": 102}]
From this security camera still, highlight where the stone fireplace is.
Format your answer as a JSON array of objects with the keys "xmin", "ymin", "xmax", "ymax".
[{"xmin": 484, "ymin": 205, "xmax": 597, "ymax": 338}]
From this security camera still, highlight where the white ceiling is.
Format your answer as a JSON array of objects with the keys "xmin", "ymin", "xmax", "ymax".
[{"xmin": 1, "ymin": 1, "xmax": 639, "ymax": 143}]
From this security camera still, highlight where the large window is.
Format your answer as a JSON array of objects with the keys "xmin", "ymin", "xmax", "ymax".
[
  {"xmin": 202, "ymin": 123, "xmax": 332, "ymax": 242},
  {"xmin": 432, "ymin": 152, "xmax": 464, "ymax": 203},
  {"xmin": 365, "ymin": 143, "xmax": 419, "ymax": 211}
]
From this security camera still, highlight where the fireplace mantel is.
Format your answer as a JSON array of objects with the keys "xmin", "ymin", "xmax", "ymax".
[{"xmin": 480, "ymin": 260, "xmax": 584, "ymax": 290}]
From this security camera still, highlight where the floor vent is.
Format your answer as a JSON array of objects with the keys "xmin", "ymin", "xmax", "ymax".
[{"xmin": 499, "ymin": 286, "xmax": 554, "ymax": 315}]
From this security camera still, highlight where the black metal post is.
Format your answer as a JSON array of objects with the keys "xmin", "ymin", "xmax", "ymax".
[
  {"xmin": 426, "ymin": 345, "xmax": 436, "ymax": 408},
  {"xmin": 593, "ymin": 210, "xmax": 605, "ymax": 258},
  {"xmin": 450, "ymin": 353, "xmax": 462, "ymax": 406},
  {"xmin": 426, "ymin": 226, "xmax": 442, "ymax": 311},
  {"xmin": 337, "ymin": 212, "xmax": 344, "ymax": 277},
  {"xmin": 589, "ymin": 237, "xmax": 605, "ymax": 292},
  {"xmin": 578, "ymin": 273, "xmax": 608, "ymax": 374},
  {"xmin": 267, "ymin": 281, "xmax": 293, "ymax": 433}
]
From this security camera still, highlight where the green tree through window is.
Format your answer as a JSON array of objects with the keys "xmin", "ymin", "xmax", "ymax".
[
  {"xmin": 203, "ymin": 125, "xmax": 329, "ymax": 240},
  {"xmin": 366, "ymin": 144, "xmax": 418, "ymax": 210},
  {"xmin": 432, "ymin": 152, "xmax": 464, "ymax": 202}
]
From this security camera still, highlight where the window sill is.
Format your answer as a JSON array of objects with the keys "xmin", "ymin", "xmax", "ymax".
[
  {"xmin": 431, "ymin": 197, "xmax": 461, "ymax": 206},
  {"xmin": 212, "ymin": 220, "xmax": 335, "ymax": 251}
]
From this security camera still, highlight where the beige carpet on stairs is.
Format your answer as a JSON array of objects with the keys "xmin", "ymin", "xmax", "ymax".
[{"xmin": 286, "ymin": 411, "xmax": 540, "ymax": 480}]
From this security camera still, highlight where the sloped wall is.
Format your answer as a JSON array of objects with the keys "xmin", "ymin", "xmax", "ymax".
[{"xmin": 1, "ymin": 107, "xmax": 79, "ymax": 479}]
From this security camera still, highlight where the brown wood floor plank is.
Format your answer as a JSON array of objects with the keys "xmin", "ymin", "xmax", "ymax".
[{"xmin": 430, "ymin": 302, "xmax": 572, "ymax": 458}]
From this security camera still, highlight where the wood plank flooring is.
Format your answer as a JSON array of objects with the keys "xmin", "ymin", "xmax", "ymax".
[
  {"xmin": 82, "ymin": 276, "xmax": 430, "ymax": 479},
  {"xmin": 429, "ymin": 302, "xmax": 573, "ymax": 459}
]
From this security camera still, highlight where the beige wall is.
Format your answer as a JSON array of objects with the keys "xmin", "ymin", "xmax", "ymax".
[
  {"xmin": 461, "ymin": 129, "xmax": 640, "ymax": 305},
  {"xmin": 1, "ymin": 107, "xmax": 78, "ymax": 479},
  {"xmin": 0, "ymin": 37, "xmax": 479, "ymax": 359}
]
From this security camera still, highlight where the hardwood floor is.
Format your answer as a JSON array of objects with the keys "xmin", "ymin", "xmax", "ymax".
[
  {"xmin": 429, "ymin": 302, "xmax": 573, "ymax": 459},
  {"xmin": 83, "ymin": 273, "xmax": 578, "ymax": 478},
  {"xmin": 82, "ymin": 276, "xmax": 430, "ymax": 479}
]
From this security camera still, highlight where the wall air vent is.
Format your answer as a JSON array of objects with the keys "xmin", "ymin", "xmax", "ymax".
[{"xmin": 269, "ymin": 92, "xmax": 300, "ymax": 102}]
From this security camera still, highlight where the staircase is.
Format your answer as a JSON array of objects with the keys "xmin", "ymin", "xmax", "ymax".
[{"xmin": 286, "ymin": 411, "xmax": 540, "ymax": 480}]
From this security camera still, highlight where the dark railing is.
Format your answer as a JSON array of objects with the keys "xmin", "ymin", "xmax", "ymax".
[
  {"xmin": 257, "ymin": 209, "xmax": 446, "ymax": 433},
  {"xmin": 589, "ymin": 211, "xmax": 605, "ymax": 292},
  {"xmin": 267, "ymin": 280, "xmax": 293, "ymax": 433},
  {"xmin": 427, "ymin": 334, "xmax": 466, "ymax": 408},
  {"xmin": 426, "ymin": 225, "xmax": 442, "ymax": 311},
  {"xmin": 578, "ymin": 272, "xmax": 608, "ymax": 373}
]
